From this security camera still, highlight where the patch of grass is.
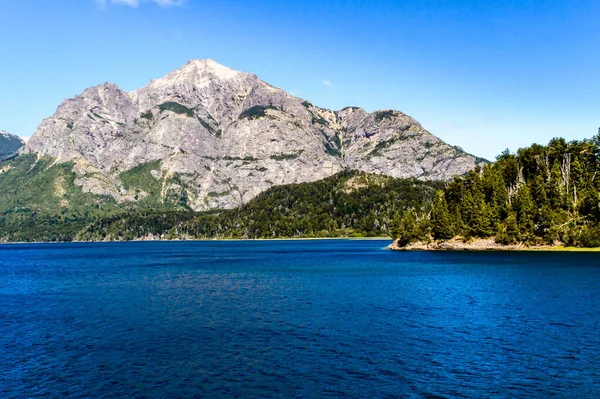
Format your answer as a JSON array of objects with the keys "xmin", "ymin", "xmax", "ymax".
[
  {"xmin": 207, "ymin": 190, "xmax": 231, "ymax": 198},
  {"xmin": 90, "ymin": 111, "xmax": 106, "ymax": 121},
  {"xmin": 119, "ymin": 161, "xmax": 162, "ymax": 195},
  {"xmin": 158, "ymin": 102, "xmax": 194, "ymax": 117},
  {"xmin": 140, "ymin": 110, "xmax": 153, "ymax": 120},
  {"xmin": 238, "ymin": 105, "xmax": 278, "ymax": 120},
  {"xmin": 370, "ymin": 136, "xmax": 401, "ymax": 156},
  {"xmin": 270, "ymin": 151, "xmax": 303, "ymax": 161},
  {"xmin": 322, "ymin": 132, "xmax": 342, "ymax": 157},
  {"xmin": 373, "ymin": 110, "xmax": 398, "ymax": 122},
  {"xmin": 309, "ymin": 110, "xmax": 328, "ymax": 126},
  {"xmin": 222, "ymin": 156, "xmax": 259, "ymax": 161},
  {"xmin": 198, "ymin": 117, "xmax": 222, "ymax": 138},
  {"xmin": 325, "ymin": 143, "xmax": 341, "ymax": 157},
  {"xmin": 164, "ymin": 173, "xmax": 191, "ymax": 210},
  {"xmin": 119, "ymin": 161, "xmax": 190, "ymax": 211}
]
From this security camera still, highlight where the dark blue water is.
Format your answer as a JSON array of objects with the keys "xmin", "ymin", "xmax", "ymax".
[{"xmin": 1, "ymin": 240, "xmax": 599, "ymax": 398}]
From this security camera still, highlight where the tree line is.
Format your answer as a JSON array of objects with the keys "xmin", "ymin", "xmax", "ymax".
[
  {"xmin": 396, "ymin": 134, "xmax": 600, "ymax": 247},
  {"xmin": 79, "ymin": 170, "xmax": 439, "ymax": 241}
]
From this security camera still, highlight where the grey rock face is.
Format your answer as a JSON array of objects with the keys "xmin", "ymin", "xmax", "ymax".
[
  {"xmin": 24, "ymin": 59, "xmax": 485, "ymax": 210},
  {"xmin": 0, "ymin": 131, "xmax": 25, "ymax": 159}
]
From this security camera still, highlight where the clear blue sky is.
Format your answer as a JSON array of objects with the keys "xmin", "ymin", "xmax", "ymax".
[{"xmin": 1, "ymin": 0, "xmax": 598, "ymax": 160}]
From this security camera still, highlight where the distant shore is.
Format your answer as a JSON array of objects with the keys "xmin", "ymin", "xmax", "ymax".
[
  {"xmin": 0, "ymin": 236, "xmax": 393, "ymax": 245},
  {"xmin": 388, "ymin": 237, "xmax": 600, "ymax": 252}
]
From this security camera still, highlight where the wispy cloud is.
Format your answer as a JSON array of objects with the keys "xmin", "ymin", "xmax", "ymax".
[
  {"xmin": 322, "ymin": 80, "xmax": 332, "ymax": 87},
  {"xmin": 96, "ymin": 0, "xmax": 185, "ymax": 8}
]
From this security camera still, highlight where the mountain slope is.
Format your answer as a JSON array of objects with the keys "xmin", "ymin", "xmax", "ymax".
[
  {"xmin": 21, "ymin": 59, "xmax": 484, "ymax": 211},
  {"xmin": 0, "ymin": 130, "xmax": 25, "ymax": 158},
  {"xmin": 0, "ymin": 170, "xmax": 439, "ymax": 242}
]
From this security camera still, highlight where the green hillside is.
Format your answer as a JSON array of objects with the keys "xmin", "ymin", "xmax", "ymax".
[
  {"xmin": 0, "ymin": 157, "xmax": 440, "ymax": 241},
  {"xmin": 80, "ymin": 170, "xmax": 441, "ymax": 240},
  {"xmin": 0, "ymin": 155, "xmax": 188, "ymax": 241}
]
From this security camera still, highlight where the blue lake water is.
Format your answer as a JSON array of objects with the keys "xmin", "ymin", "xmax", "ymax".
[{"xmin": 1, "ymin": 240, "xmax": 599, "ymax": 398}]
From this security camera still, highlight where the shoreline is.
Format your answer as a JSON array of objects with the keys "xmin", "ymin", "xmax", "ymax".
[
  {"xmin": 0, "ymin": 236, "xmax": 393, "ymax": 245},
  {"xmin": 4, "ymin": 235, "xmax": 600, "ymax": 251},
  {"xmin": 388, "ymin": 237, "xmax": 600, "ymax": 252}
]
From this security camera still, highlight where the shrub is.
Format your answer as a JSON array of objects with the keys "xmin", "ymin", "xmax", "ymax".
[
  {"xmin": 373, "ymin": 110, "xmax": 397, "ymax": 122},
  {"xmin": 140, "ymin": 110, "xmax": 153, "ymax": 120},
  {"xmin": 238, "ymin": 105, "xmax": 278, "ymax": 120},
  {"xmin": 158, "ymin": 102, "xmax": 194, "ymax": 117}
]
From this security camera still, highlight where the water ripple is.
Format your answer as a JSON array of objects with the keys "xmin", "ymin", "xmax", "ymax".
[{"xmin": 0, "ymin": 241, "xmax": 599, "ymax": 398}]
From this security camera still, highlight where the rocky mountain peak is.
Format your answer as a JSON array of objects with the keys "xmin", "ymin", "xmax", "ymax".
[
  {"xmin": 151, "ymin": 59, "xmax": 241, "ymax": 89},
  {"xmin": 22, "ymin": 61, "xmax": 486, "ymax": 211},
  {"xmin": 0, "ymin": 130, "xmax": 25, "ymax": 159},
  {"xmin": 130, "ymin": 59, "xmax": 251, "ymax": 113},
  {"xmin": 185, "ymin": 59, "xmax": 242, "ymax": 79}
]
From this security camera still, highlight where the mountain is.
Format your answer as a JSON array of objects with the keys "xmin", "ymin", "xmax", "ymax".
[
  {"xmin": 0, "ymin": 130, "xmax": 25, "ymax": 159},
  {"xmin": 22, "ymin": 59, "xmax": 485, "ymax": 211}
]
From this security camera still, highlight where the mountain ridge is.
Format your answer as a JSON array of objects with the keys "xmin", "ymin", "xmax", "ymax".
[
  {"xmin": 0, "ymin": 130, "xmax": 25, "ymax": 159},
  {"xmin": 22, "ymin": 59, "xmax": 485, "ymax": 211}
]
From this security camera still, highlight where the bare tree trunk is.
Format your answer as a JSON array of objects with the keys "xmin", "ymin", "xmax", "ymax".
[{"xmin": 561, "ymin": 153, "xmax": 571, "ymax": 195}]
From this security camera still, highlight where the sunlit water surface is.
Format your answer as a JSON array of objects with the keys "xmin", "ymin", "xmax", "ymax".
[{"xmin": 1, "ymin": 240, "xmax": 599, "ymax": 398}]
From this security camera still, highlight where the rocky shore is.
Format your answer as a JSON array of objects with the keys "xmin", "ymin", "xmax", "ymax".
[{"xmin": 388, "ymin": 237, "xmax": 560, "ymax": 251}]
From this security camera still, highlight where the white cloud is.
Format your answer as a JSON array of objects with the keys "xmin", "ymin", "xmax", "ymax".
[
  {"xmin": 96, "ymin": 0, "xmax": 185, "ymax": 8},
  {"xmin": 322, "ymin": 80, "xmax": 332, "ymax": 87}
]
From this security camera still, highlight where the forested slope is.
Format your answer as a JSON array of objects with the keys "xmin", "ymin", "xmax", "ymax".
[
  {"xmin": 0, "ymin": 170, "xmax": 439, "ymax": 241},
  {"xmin": 79, "ymin": 171, "xmax": 440, "ymax": 240},
  {"xmin": 396, "ymin": 135, "xmax": 600, "ymax": 247}
]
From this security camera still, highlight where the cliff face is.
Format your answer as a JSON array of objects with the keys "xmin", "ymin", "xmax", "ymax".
[
  {"xmin": 24, "ymin": 59, "xmax": 484, "ymax": 210},
  {"xmin": 0, "ymin": 131, "xmax": 25, "ymax": 159}
]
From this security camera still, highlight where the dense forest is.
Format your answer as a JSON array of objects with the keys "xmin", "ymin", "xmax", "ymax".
[
  {"xmin": 78, "ymin": 171, "xmax": 440, "ymax": 240},
  {"xmin": 0, "ymin": 169, "xmax": 440, "ymax": 241},
  {"xmin": 397, "ymin": 134, "xmax": 600, "ymax": 247}
]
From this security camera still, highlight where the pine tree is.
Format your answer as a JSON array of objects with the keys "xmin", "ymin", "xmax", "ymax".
[
  {"xmin": 547, "ymin": 162, "xmax": 564, "ymax": 209},
  {"xmin": 394, "ymin": 210, "xmax": 419, "ymax": 246},
  {"xmin": 513, "ymin": 184, "xmax": 535, "ymax": 242},
  {"xmin": 506, "ymin": 211, "xmax": 520, "ymax": 244},
  {"xmin": 431, "ymin": 192, "xmax": 454, "ymax": 240},
  {"xmin": 530, "ymin": 175, "xmax": 548, "ymax": 210},
  {"xmin": 496, "ymin": 211, "xmax": 520, "ymax": 245},
  {"xmin": 536, "ymin": 204, "xmax": 558, "ymax": 243}
]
